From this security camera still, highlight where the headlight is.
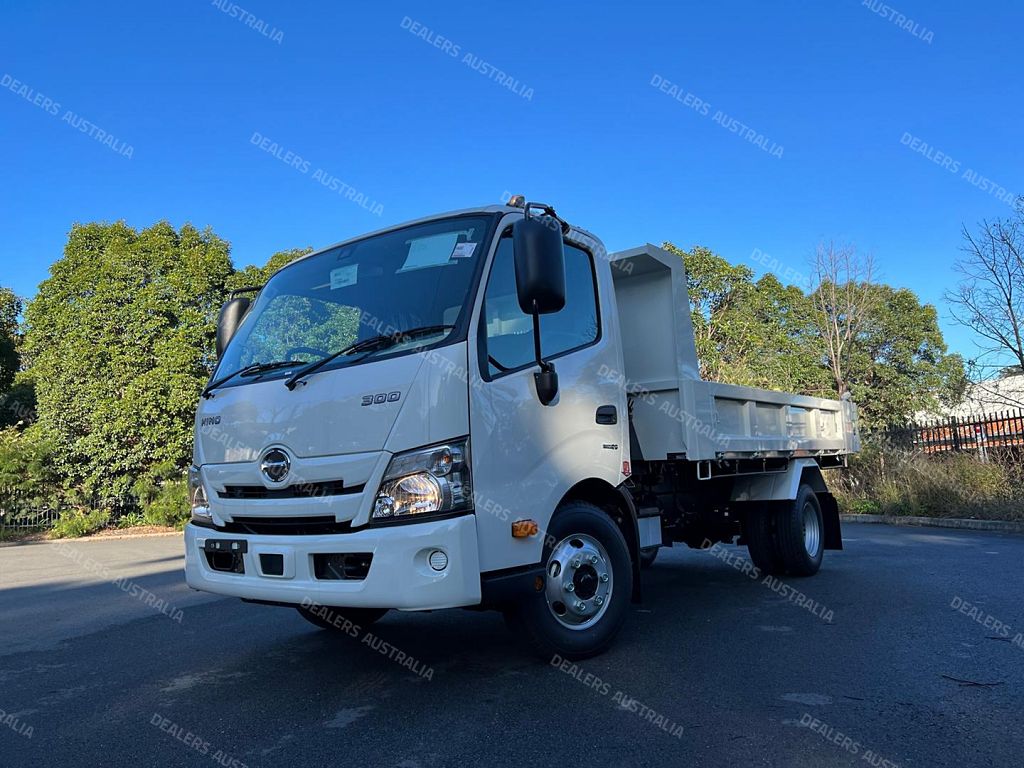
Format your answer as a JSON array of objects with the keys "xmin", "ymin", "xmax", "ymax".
[
  {"xmin": 189, "ymin": 465, "xmax": 212, "ymax": 523},
  {"xmin": 372, "ymin": 439, "xmax": 472, "ymax": 521}
]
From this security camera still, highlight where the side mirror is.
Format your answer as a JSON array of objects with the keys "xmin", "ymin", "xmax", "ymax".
[
  {"xmin": 216, "ymin": 297, "xmax": 251, "ymax": 358},
  {"xmin": 512, "ymin": 204, "xmax": 567, "ymax": 406},
  {"xmin": 513, "ymin": 211, "xmax": 566, "ymax": 315}
]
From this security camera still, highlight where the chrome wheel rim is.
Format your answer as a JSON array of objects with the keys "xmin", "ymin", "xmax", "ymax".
[
  {"xmin": 544, "ymin": 534, "xmax": 613, "ymax": 631},
  {"xmin": 802, "ymin": 502, "xmax": 821, "ymax": 557}
]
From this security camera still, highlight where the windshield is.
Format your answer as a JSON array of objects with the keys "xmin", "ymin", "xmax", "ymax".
[{"xmin": 216, "ymin": 213, "xmax": 497, "ymax": 384}]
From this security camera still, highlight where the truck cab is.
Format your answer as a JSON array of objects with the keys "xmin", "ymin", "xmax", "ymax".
[{"xmin": 185, "ymin": 200, "xmax": 858, "ymax": 658}]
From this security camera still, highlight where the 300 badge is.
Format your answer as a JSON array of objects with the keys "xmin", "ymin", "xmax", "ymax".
[{"xmin": 361, "ymin": 391, "xmax": 401, "ymax": 406}]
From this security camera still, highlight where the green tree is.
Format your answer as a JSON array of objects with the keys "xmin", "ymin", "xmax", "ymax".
[
  {"xmin": 0, "ymin": 286, "xmax": 21, "ymax": 395},
  {"xmin": 22, "ymin": 221, "xmax": 233, "ymax": 493},
  {"xmin": 716, "ymin": 273, "xmax": 828, "ymax": 395},
  {"xmin": 663, "ymin": 243, "xmax": 825, "ymax": 394},
  {"xmin": 822, "ymin": 284, "xmax": 965, "ymax": 425},
  {"xmin": 226, "ymin": 247, "xmax": 312, "ymax": 292},
  {"xmin": 225, "ymin": 246, "xmax": 360, "ymax": 366}
]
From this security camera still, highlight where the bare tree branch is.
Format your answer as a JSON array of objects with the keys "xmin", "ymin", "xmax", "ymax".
[
  {"xmin": 810, "ymin": 241, "xmax": 876, "ymax": 397},
  {"xmin": 947, "ymin": 213, "xmax": 1024, "ymax": 408}
]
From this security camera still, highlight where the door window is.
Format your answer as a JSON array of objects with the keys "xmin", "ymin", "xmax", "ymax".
[{"xmin": 482, "ymin": 237, "xmax": 599, "ymax": 377}]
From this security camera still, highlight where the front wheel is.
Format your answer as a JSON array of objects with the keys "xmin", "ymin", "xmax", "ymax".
[{"xmin": 506, "ymin": 501, "xmax": 633, "ymax": 660}]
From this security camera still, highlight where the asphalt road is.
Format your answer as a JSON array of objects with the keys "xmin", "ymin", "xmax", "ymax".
[{"xmin": 1, "ymin": 523, "xmax": 1022, "ymax": 767}]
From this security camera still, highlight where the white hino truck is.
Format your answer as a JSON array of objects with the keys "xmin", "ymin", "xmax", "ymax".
[{"xmin": 184, "ymin": 199, "xmax": 860, "ymax": 658}]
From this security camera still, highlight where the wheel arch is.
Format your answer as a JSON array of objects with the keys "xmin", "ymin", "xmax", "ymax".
[
  {"xmin": 732, "ymin": 460, "xmax": 842, "ymax": 551},
  {"xmin": 558, "ymin": 478, "xmax": 643, "ymax": 602}
]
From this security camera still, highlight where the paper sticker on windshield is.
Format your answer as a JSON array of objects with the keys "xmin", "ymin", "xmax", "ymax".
[
  {"xmin": 400, "ymin": 233, "xmax": 460, "ymax": 272},
  {"xmin": 330, "ymin": 264, "xmax": 358, "ymax": 289},
  {"xmin": 450, "ymin": 242, "xmax": 477, "ymax": 259}
]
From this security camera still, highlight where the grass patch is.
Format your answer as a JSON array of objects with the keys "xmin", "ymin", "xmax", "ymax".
[{"xmin": 836, "ymin": 439, "xmax": 1024, "ymax": 521}]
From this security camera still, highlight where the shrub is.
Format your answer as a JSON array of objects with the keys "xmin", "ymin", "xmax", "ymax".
[
  {"xmin": 142, "ymin": 479, "xmax": 189, "ymax": 528},
  {"xmin": 0, "ymin": 426, "xmax": 60, "ymax": 525},
  {"xmin": 132, "ymin": 462, "xmax": 189, "ymax": 528},
  {"xmin": 116, "ymin": 510, "xmax": 146, "ymax": 529},
  {"xmin": 50, "ymin": 508, "xmax": 110, "ymax": 538},
  {"xmin": 836, "ymin": 437, "xmax": 1023, "ymax": 521}
]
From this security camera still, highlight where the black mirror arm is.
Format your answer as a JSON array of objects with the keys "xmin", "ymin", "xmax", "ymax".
[
  {"xmin": 531, "ymin": 308, "xmax": 558, "ymax": 406},
  {"xmin": 524, "ymin": 202, "xmax": 571, "ymax": 235},
  {"xmin": 531, "ymin": 309, "xmax": 549, "ymax": 372}
]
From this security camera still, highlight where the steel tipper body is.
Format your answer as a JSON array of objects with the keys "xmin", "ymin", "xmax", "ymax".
[{"xmin": 185, "ymin": 199, "xmax": 860, "ymax": 658}]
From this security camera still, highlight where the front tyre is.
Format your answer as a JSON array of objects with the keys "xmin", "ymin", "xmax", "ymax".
[{"xmin": 507, "ymin": 501, "xmax": 633, "ymax": 660}]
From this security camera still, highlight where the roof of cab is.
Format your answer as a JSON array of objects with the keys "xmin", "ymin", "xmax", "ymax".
[{"xmin": 276, "ymin": 202, "xmax": 601, "ymax": 274}]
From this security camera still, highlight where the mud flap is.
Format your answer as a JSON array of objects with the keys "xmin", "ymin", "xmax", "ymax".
[{"xmin": 818, "ymin": 492, "xmax": 843, "ymax": 550}]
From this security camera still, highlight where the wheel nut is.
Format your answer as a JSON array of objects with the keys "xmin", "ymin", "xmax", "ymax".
[
  {"xmin": 564, "ymin": 583, "xmax": 575, "ymax": 592},
  {"xmin": 575, "ymin": 601, "xmax": 586, "ymax": 611},
  {"xmin": 595, "ymin": 596, "xmax": 604, "ymax": 606},
  {"xmin": 589, "ymin": 555, "xmax": 598, "ymax": 564},
  {"xmin": 571, "ymin": 559, "xmax": 581, "ymax": 569},
  {"xmin": 600, "ymin": 573, "xmax": 609, "ymax": 583}
]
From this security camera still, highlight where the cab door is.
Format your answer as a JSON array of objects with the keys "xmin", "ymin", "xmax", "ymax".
[{"xmin": 468, "ymin": 228, "xmax": 626, "ymax": 573}]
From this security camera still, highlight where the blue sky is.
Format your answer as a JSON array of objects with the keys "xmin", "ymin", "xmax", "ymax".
[{"xmin": 1, "ymin": 0, "xmax": 1021, "ymax": 361}]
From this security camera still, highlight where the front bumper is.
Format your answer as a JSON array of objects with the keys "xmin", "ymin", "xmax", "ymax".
[{"xmin": 184, "ymin": 514, "xmax": 481, "ymax": 610}]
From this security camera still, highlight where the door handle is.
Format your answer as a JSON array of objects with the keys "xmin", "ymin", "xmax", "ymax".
[{"xmin": 596, "ymin": 405, "xmax": 618, "ymax": 425}]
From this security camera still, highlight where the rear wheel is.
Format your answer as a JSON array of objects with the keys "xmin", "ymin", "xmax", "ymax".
[
  {"xmin": 775, "ymin": 484, "xmax": 824, "ymax": 577},
  {"xmin": 506, "ymin": 501, "xmax": 633, "ymax": 660},
  {"xmin": 296, "ymin": 604, "xmax": 388, "ymax": 631}
]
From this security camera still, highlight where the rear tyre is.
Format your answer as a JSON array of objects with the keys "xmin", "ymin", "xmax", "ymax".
[
  {"xmin": 296, "ymin": 604, "xmax": 388, "ymax": 631},
  {"xmin": 506, "ymin": 501, "xmax": 633, "ymax": 661},
  {"xmin": 745, "ymin": 507, "xmax": 784, "ymax": 576},
  {"xmin": 775, "ymin": 484, "xmax": 825, "ymax": 577}
]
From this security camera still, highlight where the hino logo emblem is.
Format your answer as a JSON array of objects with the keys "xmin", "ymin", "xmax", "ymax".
[{"xmin": 259, "ymin": 448, "xmax": 291, "ymax": 484}]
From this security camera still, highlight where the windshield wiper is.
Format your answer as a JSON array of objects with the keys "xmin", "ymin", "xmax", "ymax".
[
  {"xmin": 285, "ymin": 324, "xmax": 455, "ymax": 391},
  {"xmin": 202, "ymin": 360, "xmax": 305, "ymax": 399}
]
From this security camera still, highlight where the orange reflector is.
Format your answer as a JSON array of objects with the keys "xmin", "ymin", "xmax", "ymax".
[
  {"xmin": 512, "ymin": 519, "xmax": 539, "ymax": 538},
  {"xmin": 622, "ymin": 460, "xmax": 631, "ymax": 477}
]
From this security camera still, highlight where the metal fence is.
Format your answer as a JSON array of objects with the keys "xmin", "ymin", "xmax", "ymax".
[
  {"xmin": 880, "ymin": 409, "xmax": 1024, "ymax": 460},
  {"xmin": 0, "ymin": 490, "xmax": 61, "ymax": 532},
  {"xmin": 0, "ymin": 488, "xmax": 141, "ymax": 534}
]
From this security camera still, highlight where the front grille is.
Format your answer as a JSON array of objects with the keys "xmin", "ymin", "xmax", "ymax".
[
  {"xmin": 218, "ymin": 481, "xmax": 363, "ymax": 500},
  {"xmin": 313, "ymin": 553, "xmax": 373, "ymax": 581},
  {"xmin": 219, "ymin": 516, "xmax": 354, "ymax": 536}
]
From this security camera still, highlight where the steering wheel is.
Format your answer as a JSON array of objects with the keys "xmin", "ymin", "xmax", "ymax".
[{"xmin": 285, "ymin": 346, "xmax": 328, "ymax": 361}]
